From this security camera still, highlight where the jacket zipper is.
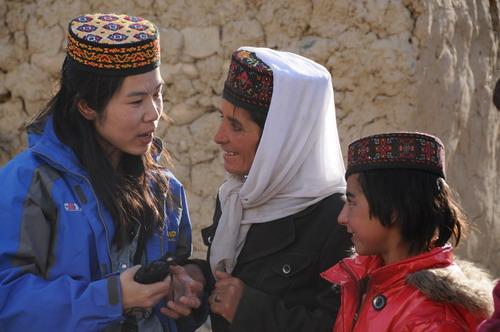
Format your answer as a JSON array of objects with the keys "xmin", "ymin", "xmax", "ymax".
[{"xmin": 339, "ymin": 261, "xmax": 369, "ymax": 332}]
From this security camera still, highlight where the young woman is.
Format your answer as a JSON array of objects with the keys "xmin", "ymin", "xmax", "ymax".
[
  {"xmin": 0, "ymin": 13, "xmax": 203, "ymax": 331},
  {"xmin": 321, "ymin": 132, "xmax": 494, "ymax": 331}
]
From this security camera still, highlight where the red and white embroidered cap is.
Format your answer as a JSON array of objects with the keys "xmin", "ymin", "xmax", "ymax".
[{"xmin": 346, "ymin": 132, "xmax": 446, "ymax": 179}]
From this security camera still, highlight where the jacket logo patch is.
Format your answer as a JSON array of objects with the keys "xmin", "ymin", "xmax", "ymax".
[{"xmin": 64, "ymin": 202, "xmax": 81, "ymax": 211}]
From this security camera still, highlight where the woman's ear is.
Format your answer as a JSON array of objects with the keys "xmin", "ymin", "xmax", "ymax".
[{"xmin": 77, "ymin": 100, "xmax": 97, "ymax": 120}]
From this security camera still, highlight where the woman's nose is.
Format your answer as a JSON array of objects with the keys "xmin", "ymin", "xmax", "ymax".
[
  {"xmin": 144, "ymin": 98, "xmax": 162, "ymax": 122},
  {"xmin": 214, "ymin": 123, "xmax": 227, "ymax": 144}
]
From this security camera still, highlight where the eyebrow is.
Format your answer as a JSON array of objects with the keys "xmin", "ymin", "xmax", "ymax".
[
  {"xmin": 228, "ymin": 116, "xmax": 242, "ymax": 126},
  {"xmin": 218, "ymin": 109, "xmax": 243, "ymax": 127},
  {"xmin": 125, "ymin": 82, "xmax": 164, "ymax": 98}
]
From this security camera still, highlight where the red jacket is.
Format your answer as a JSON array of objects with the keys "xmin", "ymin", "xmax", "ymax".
[
  {"xmin": 477, "ymin": 281, "xmax": 500, "ymax": 331},
  {"xmin": 321, "ymin": 245, "xmax": 493, "ymax": 332}
]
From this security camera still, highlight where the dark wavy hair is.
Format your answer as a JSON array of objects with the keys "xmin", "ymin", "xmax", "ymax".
[
  {"xmin": 29, "ymin": 57, "xmax": 169, "ymax": 248},
  {"xmin": 357, "ymin": 169, "xmax": 467, "ymax": 255},
  {"xmin": 247, "ymin": 109, "xmax": 267, "ymax": 130}
]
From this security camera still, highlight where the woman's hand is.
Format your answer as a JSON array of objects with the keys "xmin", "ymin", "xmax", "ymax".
[
  {"xmin": 120, "ymin": 265, "xmax": 170, "ymax": 311},
  {"xmin": 208, "ymin": 270, "xmax": 245, "ymax": 323},
  {"xmin": 160, "ymin": 264, "xmax": 205, "ymax": 319}
]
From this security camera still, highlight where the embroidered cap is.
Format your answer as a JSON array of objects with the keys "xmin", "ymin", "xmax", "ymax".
[
  {"xmin": 66, "ymin": 13, "xmax": 160, "ymax": 75},
  {"xmin": 222, "ymin": 49, "xmax": 273, "ymax": 113},
  {"xmin": 346, "ymin": 132, "xmax": 446, "ymax": 178}
]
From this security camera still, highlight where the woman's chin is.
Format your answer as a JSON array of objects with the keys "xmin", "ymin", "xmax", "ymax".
[{"xmin": 223, "ymin": 165, "xmax": 249, "ymax": 176}]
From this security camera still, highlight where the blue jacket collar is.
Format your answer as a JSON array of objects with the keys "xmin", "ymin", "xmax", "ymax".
[{"xmin": 29, "ymin": 116, "xmax": 89, "ymax": 178}]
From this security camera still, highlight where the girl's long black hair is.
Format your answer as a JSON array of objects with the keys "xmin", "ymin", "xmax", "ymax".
[{"xmin": 29, "ymin": 58, "xmax": 169, "ymax": 248}]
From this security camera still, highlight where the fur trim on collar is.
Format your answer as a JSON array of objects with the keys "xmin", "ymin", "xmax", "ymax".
[{"xmin": 406, "ymin": 258, "xmax": 494, "ymax": 317}]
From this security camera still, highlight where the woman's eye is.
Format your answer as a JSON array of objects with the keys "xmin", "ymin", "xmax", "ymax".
[
  {"xmin": 232, "ymin": 124, "xmax": 242, "ymax": 131},
  {"xmin": 130, "ymin": 99, "xmax": 142, "ymax": 105}
]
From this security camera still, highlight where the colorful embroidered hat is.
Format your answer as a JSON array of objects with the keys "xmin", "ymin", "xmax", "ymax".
[
  {"xmin": 66, "ymin": 13, "xmax": 160, "ymax": 75},
  {"xmin": 222, "ymin": 49, "xmax": 273, "ymax": 113},
  {"xmin": 346, "ymin": 132, "xmax": 446, "ymax": 178}
]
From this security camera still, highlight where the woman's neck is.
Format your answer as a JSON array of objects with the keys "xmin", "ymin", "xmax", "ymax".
[
  {"xmin": 380, "ymin": 228, "xmax": 412, "ymax": 265},
  {"xmin": 381, "ymin": 246, "xmax": 412, "ymax": 265},
  {"xmin": 97, "ymin": 137, "xmax": 122, "ymax": 170}
]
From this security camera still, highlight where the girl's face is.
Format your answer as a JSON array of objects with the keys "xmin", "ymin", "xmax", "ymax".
[
  {"xmin": 213, "ymin": 99, "xmax": 262, "ymax": 176},
  {"xmin": 338, "ymin": 174, "xmax": 407, "ymax": 264},
  {"xmin": 93, "ymin": 68, "xmax": 163, "ymax": 168}
]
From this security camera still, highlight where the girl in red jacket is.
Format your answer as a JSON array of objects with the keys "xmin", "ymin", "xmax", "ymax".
[{"xmin": 321, "ymin": 132, "xmax": 494, "ymax": 332}]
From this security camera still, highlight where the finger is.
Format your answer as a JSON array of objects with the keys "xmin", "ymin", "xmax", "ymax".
[
  {"xmin": 183, "ymin": 279, "xmax": 203, "ymax": 296},
  {"xmin": 122, "ymin": 265, "xmax": 142, "ymax": 280},
  {"xmin": 165, "ymin": 300, "xmax": 192, "ymax": 316},
  {"xmin": 152, "ymin": 290, "xmax": 171, "ymax": 305},
  {"xmin": 178, "ymin": 295, "xmax": 201, "ymax": 309},
  {"xmin": 129, "ymin": 265, "xmax": 142, "ymax": 272},
  {"xmin": 208, "ymin": 292, "xmax": 222, "ymax": 305},
  {"xmin": 215, "ymin": 270, "xmax": 231, "ymax": 280},
  {"xmin": 159, "ymin": 306, "xmax": 181, "ymax": 319},
  {"xmin": 144, "ymin": 281, "xmax": 171, "ymax": 303},
  {"xmin": 168, "ymin": 264, "xmax": 185, "ymax": 275},
  {"xmin": 214, "ymin": 277, "xmax": 237, "ymax": 289},
  {"xmin": 209, "ymin": 300, "xmax": 224, "ymax": 316},
  {"xmin": 149, "ymin": 279, "xmax": 170, "ymax": 292},
  {"xmin": 163, "ymin": 275, "xmax": 172, "ymax": 287}
]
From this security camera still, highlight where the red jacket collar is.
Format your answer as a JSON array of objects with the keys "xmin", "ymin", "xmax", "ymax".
[{"xmin": 321, "ymin": 244, "xmax": 454, "ymax": 288}]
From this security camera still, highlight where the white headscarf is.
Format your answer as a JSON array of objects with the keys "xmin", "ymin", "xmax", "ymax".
[{"xmin": 209, "ymin": 47, "xmax": 346, "ymax": 275}]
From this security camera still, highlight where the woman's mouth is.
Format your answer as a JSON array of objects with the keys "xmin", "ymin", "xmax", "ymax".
[{"xmin": 138, "ymin": 132, "xmax": 154, "ymax": 144}]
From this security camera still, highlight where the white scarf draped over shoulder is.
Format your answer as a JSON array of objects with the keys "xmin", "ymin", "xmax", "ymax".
[{"xmin": 210, "ymin": 47, "xmax": 346, "ymax": 275}]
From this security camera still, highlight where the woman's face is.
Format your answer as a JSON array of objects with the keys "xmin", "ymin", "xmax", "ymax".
[
  {"xmin": 338, "ymin": 174, "xmax": 403, "ymax": 263},
  {"xmin": 214, "ymin": 99, "xmax": 262, "ymax": 176},
  {"xmin": 93, "ymin": 68, "xmax": 163, "ymax": 167}
]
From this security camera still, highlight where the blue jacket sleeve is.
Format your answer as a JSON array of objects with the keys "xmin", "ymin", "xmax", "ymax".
[{"xmin": 0, "ymin": 163, "xmax": 123, "ymax": 331}]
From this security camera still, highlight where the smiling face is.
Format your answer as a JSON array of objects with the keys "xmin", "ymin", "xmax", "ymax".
[
  {"xmin": 213, "ymin": 99, "xmax": 262, "ymax": 176},
  {"xmin": 338, "ymin": 173, "xmax": 409, "ymax": 264},
  {"xmin": 85, "ymin": 68, "xmax": 164, "ymax": 168}
]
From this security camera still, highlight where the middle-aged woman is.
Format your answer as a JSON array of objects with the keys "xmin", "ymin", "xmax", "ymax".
[{"xmin": 191, "ymin": 47, "xmax": 353, "ymax": 332}]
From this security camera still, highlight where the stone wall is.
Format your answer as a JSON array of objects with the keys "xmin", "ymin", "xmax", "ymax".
[{"xmin": 1, "ymin": 0, "xmax": 499, "ymax": 277}]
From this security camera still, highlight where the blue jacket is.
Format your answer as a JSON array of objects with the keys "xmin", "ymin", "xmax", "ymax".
[{"xmin": 0, "ymin": 118, "xmax": 192, "ymax": 331}]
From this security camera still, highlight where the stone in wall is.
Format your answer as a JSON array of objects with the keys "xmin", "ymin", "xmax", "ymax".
[
  {"xmin": 182, "ymin": 27, "xmax": 220, "ymax": 59},
  {"xmin": 160, "ymin": 28, "xmax": 184, "ymax": 63},
  {"xmin": 257, "ymin": 0, "xmax": 312, "ymax": 49},
  {"xmin": 169, "ymin": 97, "xmax": 205, "ymax": 126},
  {"xmin": 221, "ymin": 19, "xmax": 265, "ymax": 56},
  {"xmin": 186, "ymin": 112, "xmax": 220, "ymax": 165}
]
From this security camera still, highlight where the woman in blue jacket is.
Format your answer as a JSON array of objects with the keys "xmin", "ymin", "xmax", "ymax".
[{"xmin": 0, "ymin": 13, "xmax": 203, "ymax": 331}]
